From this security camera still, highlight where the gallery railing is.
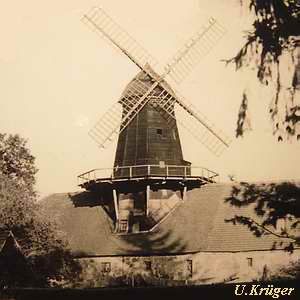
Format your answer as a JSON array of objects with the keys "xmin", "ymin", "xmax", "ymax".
[{"xmin": 78, "ymin": 164, "xmax": 218, "ymax": 186}]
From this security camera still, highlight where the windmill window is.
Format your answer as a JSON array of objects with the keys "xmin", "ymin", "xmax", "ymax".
[
  {"xmin": 156, "ymin": 128, "xmax": 167, "ymax": 140},
  {"xmin": 101, "ymin": 262, "xmax": 111, "ymax": 273}
]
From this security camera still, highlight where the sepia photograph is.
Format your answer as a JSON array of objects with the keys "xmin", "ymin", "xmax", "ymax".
[{"xmin": 0, "ymin": 1, "xmax": 299, "ymax": 299}]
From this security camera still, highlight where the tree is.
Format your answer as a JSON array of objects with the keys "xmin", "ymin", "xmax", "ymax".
[
  {"xmin": 225, "ymin": 181, "xmax": 300, "ymax": 246},
  {"xmin": 225, "ymin": 181, "xmax": 300, "ymax": 279},
  {"xmin": 0, "ymin": 134, "xmax": 81, "ymax": 287},
  {"xmin": 0, "ymin": 133, "xmax": 37, "ymax": 196},
  {"xmin": 226, "ymin": 1, "xmax": 300, "ymax": 280},
  {"xmin": 228, "ymin": 0, "xmax": 300, "ymax": 140}
]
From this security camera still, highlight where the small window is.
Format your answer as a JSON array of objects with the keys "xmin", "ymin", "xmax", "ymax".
[
  {"xmin": 247, "ymin": 257, "xmax": 253, "ymax": 267},
  {"xmin": 101, "ymin": 262, "xmax": 111, "ymax": 273},
  {"xmin": 186, "ymin": 259, "xmax": 193, "ymax": 278},
  {"xmin": 119, "ymin": 220, "xmax": 128, "ymax": 233},
  {"xmin": 144, "ymin": 260, "xmax": 152, "ymax": 271},
  {"xmin": 156, "ymin": 128, "xmax": 167, "ymax": 140}
]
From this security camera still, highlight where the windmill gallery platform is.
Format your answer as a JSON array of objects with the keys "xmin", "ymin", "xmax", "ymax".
[
  {"xmin": 42, "ymin": 181, "xmax": 300, "ymax": 287},
  {"xmin": 77, "ymin": 164, "xmax": 218, "ymax": 233}
]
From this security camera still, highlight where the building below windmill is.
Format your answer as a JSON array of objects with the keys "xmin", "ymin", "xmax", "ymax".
[{"xmin": 42, "ymin": 181, "xmax": 300, "ymax": 287}]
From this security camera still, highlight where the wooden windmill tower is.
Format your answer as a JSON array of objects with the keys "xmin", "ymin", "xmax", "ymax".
[{"xmin": 78, "ymin": 7, "xmax": 231, "ymax": 234}]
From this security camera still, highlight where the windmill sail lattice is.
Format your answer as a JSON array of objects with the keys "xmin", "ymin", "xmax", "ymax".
[
  {"xmin": 88, "ymin": 102, "xmax": 122, "ymax": 148},
  {"xmin": 89, "ymin": 78, "xmax": 152, "ymax": 148},
  {"xmin": 83, "ymin": 6, "xmax": 231, "ymax": 156},
  {"xmin": 153, "ymin": 87, "xmax": 231, "ymax": 156},
  {"xmin": 82, "ymin": 7, "xmax": 158, "ymax": 71},
  {"xmin": 164, "ymin": 18, "xmax": 226, "ymax": 85}
]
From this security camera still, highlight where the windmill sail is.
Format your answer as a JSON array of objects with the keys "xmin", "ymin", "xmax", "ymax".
[
  {"xmin": 156, "ymin": 89, "xmax": 231, "ymax": 156},
  {"xmin": 89, "ymin": 75, "xmax": 159, "ymax": 148},
  {"xmin": 150, "ymin": 78, "xmax": 231, "ymax": 156},
  {"xmin": 164, "ymin": 18, "xmax": 226, "ymax": 85},
  {"xmin": 83, "ymin": 6, "xmax": 231, "ymax": 154},
  {"xmin": 89, "ymin": 64, "xmax": 230, "ymax": 153},
  {"xmin": 82, "ymin": 7, "xmax": 158, "ymax": 72},
  {"xmin": 89, "ymin": 102, "xmax": 122, "ymax": 148}
]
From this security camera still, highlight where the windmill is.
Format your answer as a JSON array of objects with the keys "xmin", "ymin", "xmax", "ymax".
[{"xmin": 78, "ymin": 7, "xmax": 231, "ymax": 234}]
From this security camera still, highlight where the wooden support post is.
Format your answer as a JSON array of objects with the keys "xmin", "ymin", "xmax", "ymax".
[
  {"xmin": 183, "ymin": 185, "xmax": 187, "ymax": 201},
  {"xmin": 113, "ymin": 189, "xmax": 119, "ymax": 230},
  {"xmin": 146, "ymin": 185, "xmax": 150, "ymax": 216}
]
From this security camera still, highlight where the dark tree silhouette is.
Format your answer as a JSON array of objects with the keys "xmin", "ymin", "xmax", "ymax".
[
  {"xmin": 225, "ymin": 181, "xmax": 300, "ymax": 248},
  {"xmin": 225, "ymin": 181, "xmax": 300, "ymax": 280},
  {"xmin": 0, "ymin": 133, "xmax": 81, "ymax": 287},
  {"xmin": 228, "ymin": 0, "xmax": 300, "ymax": 140}
]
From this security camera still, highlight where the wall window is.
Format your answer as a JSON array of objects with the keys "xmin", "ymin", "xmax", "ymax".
[
  {"xmin": 186, "ymin": 259, "xmax": 193, "ymax": 278},
  {"xmin": 247, "ymin": 257, "xmax": 253, "ymax": 267},
  {"xmin": 144, "ymin": 260, "xmax": 152, "ymax": 271},
  {"xmin": 101, "ymin": 262, "xmax": 111, "ymax": 273},
  {"xmin": 119, "ymin": 220, "xmax": 129, "ymax": 233}
]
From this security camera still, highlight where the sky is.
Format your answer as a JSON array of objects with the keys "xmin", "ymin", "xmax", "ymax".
[{"xmin": 1, "ymin": 0, "xmax": 299, "ymax": 199}]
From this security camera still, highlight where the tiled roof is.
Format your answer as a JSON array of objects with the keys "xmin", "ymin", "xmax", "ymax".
[
  {"xmin": 41, "ymin": 182, "xmax": 299, "ymax": 257},
  {"xmin": 0, "ymin": 230, "xmax": 22, "ymax": 253}
]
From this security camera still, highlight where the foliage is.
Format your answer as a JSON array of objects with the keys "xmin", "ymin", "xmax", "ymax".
[
  {"xmin": 0, "ymin": 134, "xmax": 81, "ymax": 287},
  {"xmin": 225, "ymin": 181, "xmax": 300, "ymax": 251},
  {"xmin": 270, "ymin": 260, "xmax": 300, "ymax": 280},
  {"xmin": 228, "ymin": 0, "xmax": 300, "ymax": 140},
  {"xmin": 0, "ymin": 174, "xmax": 81, "ymax": 287},
  {"xmin": 0, "ymin": 134, "xmax": 37, "ymax": 196},
  {"xmin": 236, "ymin": 92, "xmax": 252, "ymax": 137}
]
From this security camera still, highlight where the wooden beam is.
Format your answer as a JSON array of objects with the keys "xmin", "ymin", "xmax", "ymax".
[
  {"xmin": 113, "ymin": 189, "xmax": 119, "ymax": 221},
  {"xmin": 146, "ymin": 185, "xmax": 150, "ymax": 216},
  {"xmin": 183, "ymin": 186, "xmax": 187, "ymax": 201}
]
